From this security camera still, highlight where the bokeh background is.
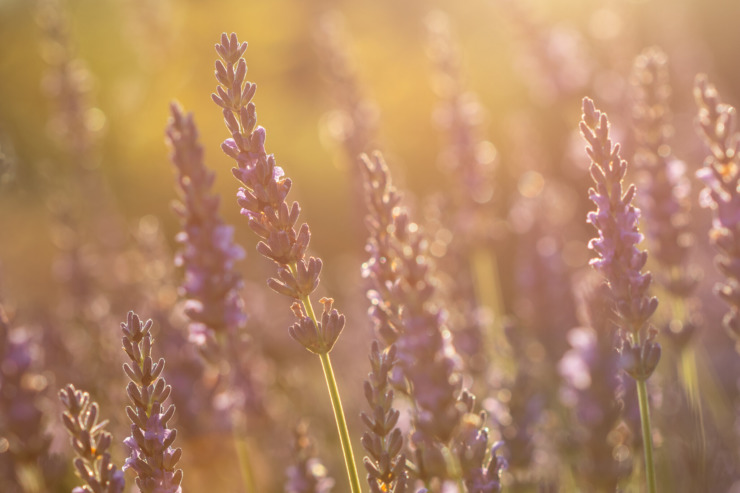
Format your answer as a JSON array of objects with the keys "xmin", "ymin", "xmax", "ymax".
[{"xmin": 2, "ymin": 0, "xmax": 740, "ymax": 491}]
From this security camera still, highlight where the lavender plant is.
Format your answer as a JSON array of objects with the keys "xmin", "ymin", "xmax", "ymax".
[
  {"xmin": 315, "ymin": 12, "xmax": 380, "ymax": 197},
  {"xmin": 121, "ymin": 311, "xmax": 183, "ymax": 493},
  {"xmin": 165, "ymin": 101, "xmax": 246, "ymax": 353},
  {"xmin": 166, "ymin": 101, "xmax": 262, "ymax": 489},
  {"xmin": 580, "ymin": 97, "xmax": 660, "ymax": 493},
  {"xmin": 211, "ymin": 33, "xmax": 360, "ymax": 492},
  {"xmin": 360, "ymin": 152, "xmax": 467, "ymax": 487},
  {"xmin": 631, "ymin": 47, "xmax": 698, "ymax": 346},
  {"xmin": 558, "ymin": 280, "xmax": 632, "ymax": 490},
  {"xmin": 59, "ymin": 384, "xmax": 125, "ymax": 493},
  {"xmin": 37, "ymin": 0, "xmax": 101, "ymax": 164},
  {"xmin": 425, "ymin": 11, "xmax": 504, "ymax": 379},
  {"xmin": 694, "ymin": 75, "xmax": 740, "ymax": 349},
  {"xmin": 0, "ymin": 305, "xmax": 51, "ymax": 493},
  {"xmin": 360, "ymin": 341, "xmax": 408, "ymax": 493},
  {"xmin": 453, "ymin": 391, "xmax": 506, "ymax": 493},
  {"xmin": 285, "ymin": 421, "xmax": 335, "ymax": 493}
]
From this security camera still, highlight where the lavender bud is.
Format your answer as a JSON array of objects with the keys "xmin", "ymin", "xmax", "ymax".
[
  {"xmin": 59, "ymin": 384, "xmax": 125, "ymax": 493},
  {"xmin": 121, "ymin": 312, "xmax": 183, "ymax": 493}
]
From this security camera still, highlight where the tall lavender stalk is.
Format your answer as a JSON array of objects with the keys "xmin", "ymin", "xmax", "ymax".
[
  {"xmin": 121, "ymin": 311, "xmax": 183, "ymax": 493},
  {"xmin": 631, "ymin": 48, "xmax": 698, "ymax": 345},
  {"xmin": 425, "ymin": 12, "xmax": 507, "ymax": 380},
  {"xmin": 360, "ymin": 152, "xmax": 468, "ymax": 487},
  {"xmin": 315, "ymin": 11, "xmax": 380, "ymax": 225},
  {"xmin": 165, "ymin": 102, "xmax": 247, "ymax": 351},
  {"xmin": 165, "ymin": 101, "xmax": 259, "ymax": 490},
  {"xmin": 558, "ymin": 280, "xmax": 632, "ymax": 490},
  {"xmin": 360, "ymin": 341, "xmax": 408, "ymax": 493},
  {"xmin": 694, "ymin": 75, "xmax": 740, "ymax": 349},
  {"xmin": 211, "ymin": 33, "xmax": 360, "ymax": 493},
  {"xmin": 580, "ymin": 97, "xmax": 660, "ymax": 493},
  {"xmin": 59, "ymin": 384, "xmax": 125, "ymax": 493}
]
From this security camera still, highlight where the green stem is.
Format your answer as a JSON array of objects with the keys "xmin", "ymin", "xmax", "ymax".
[
  {"xmin": 233, "ymin": 423, "xmax": 256, "ymax": 493},
  {"xmin": 636, "ymin": 379, "xmax": 657, "ymax": 493},
  {"xmin": 289, "ymin": 263, "xmax": 361, "ymax": 493},
  {"xmin": 441, "ymin": 444, "xmax": 465, "ymax": 492},
  {"xmin": 470, "ymin": 248, "xmax": 514, "ymax": 376},
  {"xmin": 318, "ymin": 351, "xmax": 362, "ymax": 493}
]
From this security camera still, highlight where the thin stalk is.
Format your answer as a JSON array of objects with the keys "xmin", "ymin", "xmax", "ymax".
[
  {"xmin": 470, "ymin": 248, "xmax": 513, "ymax": 375},
  {"xmin": 441, "ymin": 444, "xmax": 465, "ymax": 492},
  {"xmin": 289, "ymin": 263, "xmax": 361, "ymax": 493},
  {"xmin": 636, "ymin": 379, "xmax": 657, "ymax": 493},
  {"xmin": 667, "ymin": 290, "xmax": 707, "ymax": 464},
  {"xmin": 233, "ymin": 425, "xmax": 256, "ymax": 493},
  {"xmin": 214, "ymin": 331, "xmax": 256, "ymax": 492},
  {"xmin": 16, "ymin": 463, "xmax": 43, "ymax": 493},
  {"xmin": 317, "ymin": 351, "xmax": 362, "ymax": 493}
]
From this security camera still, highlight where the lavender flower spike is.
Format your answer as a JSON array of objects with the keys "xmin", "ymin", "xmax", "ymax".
[
  {"xmin": 60, "ymin": 384, "xmax": 125, "ymax": 493},
  {"xmin": 360, "ymin": 152, "xmax": 464, "ymax": 483},
  {"xmin": 166, "ymin": 101, "xmax": 246, "ymax": 349},
  {"xmin": 212, "ymin": 32, "xmax": 344, "ymax": 355},
  {"xmin": 694, "ymin": 75, "xmax": 740, "ymax": 347},
  {"xmin": 581, "ymin": 97, "xmax": 660, "ymax": 381},
  {"xmin": 361, "ymin": 341, "xmax": 408, "ymax": 493},
  {"xmin": 121, "ymin": 311, "xmax": 183, "ymax": 493},
  {"xmin": 581, "ymin": 97, "xmax": 659, "ymax": 493},
  {"xmin": 212, "ymin": 33, "xmax": 360, "ymax": 493}
]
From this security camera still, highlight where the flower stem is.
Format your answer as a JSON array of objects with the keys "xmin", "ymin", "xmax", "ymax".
[
  {"xmin": 317, "ymin": 351, "xmax": 362, "ymax": 493},
  {"xmin": 636, "ymin": 378, "xmax": 657, "ymax": 493},
  {"xmin": 289, "ymin": 262, "xmax": 361, "ymax": 493},
  {"xmin": 233, "ymin": 424, "xmax": 256, "ymax": 493}
]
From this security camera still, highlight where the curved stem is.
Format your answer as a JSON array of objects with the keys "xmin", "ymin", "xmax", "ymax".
[{"xmin": 636, "ymin": 379, "xmax": 657, "ymax": 493}]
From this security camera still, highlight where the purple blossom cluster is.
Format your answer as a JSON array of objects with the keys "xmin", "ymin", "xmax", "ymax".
[
  {"xmin": 694, "ymin": 75, "xmax": 740, "ymax": 346},
  {"xmin": 8, "ymin": 3, "xmax": 740, "ymax": 492},
  {"xmin": 213, "ymin": 33, "xmax": 345, "ymax": 355},
  {"xmin": 166, "ymin": 102, "xmax": 246, "ymax": 349},
  {"xmin": 59, "ymin": 384, "xmax": 125, "ymax": 493},
  {"xmin": 360, "ymin": 152, "xmax": 499, "ymax": 487},
  {"xmin": 581, "ymin": 97, "xmax": 661, "ymax": 381},
  {"xmin": 121, "ymin": 312, "xmax": 183, "ymax": 493}
]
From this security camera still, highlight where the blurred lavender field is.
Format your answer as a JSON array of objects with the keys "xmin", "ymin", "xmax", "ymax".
[{"xmin": 2, "ymin": 0, "xmax": 740, "ymax": 491}]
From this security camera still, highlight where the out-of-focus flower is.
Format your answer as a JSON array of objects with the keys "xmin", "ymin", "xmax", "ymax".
[
  {"xmin": 558, "ymin": 280, "xmax": 633, "ymax": 490},
  {"xmin": 694, "ymin": 75, "xmax": 740, "ymax": 349},
  {"xmin": 166, "ymin": 102, "xmax": 247, "ymax": 351},
  {"xmin": 285, "ymin": 421, "xmax": 335, "ymax": 493},
  {"xmin": 360, "ymin": 152, "xmax": 464, "ymax": 482},
  {"xmin": 59, "ymin": 383, "xmax": 125, "ymax": 493}
]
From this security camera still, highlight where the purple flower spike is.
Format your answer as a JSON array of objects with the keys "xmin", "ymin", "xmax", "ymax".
[
  {"xmin": 59, "ymin": 383, "xmax": 125, "ymax": 493},
  {"xmin": 360, "ymin": 152, "xmax": 466, "ymax": 483},
  {"xmin": 121, "ymin": 312, "xmax": 183, "ymax": 493},
  {"xmin": 166, "ymin": 102, "xmax": 247, "ymax": 350},
  {"xmin": 580, "ymin": 97, "xmax": 660, "ymax": 381},
  {"xmin": 212, "ymin": 32, "xmax": 345, "ymax": 354},
  {"xmin": 694, "ymin": 75, "xmax": 740, "ymax": 349}
]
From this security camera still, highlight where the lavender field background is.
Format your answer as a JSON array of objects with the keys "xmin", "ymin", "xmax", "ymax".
[{"xmin": 2, "ymin": 0, "xmax": 740, "ymax": 491}]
